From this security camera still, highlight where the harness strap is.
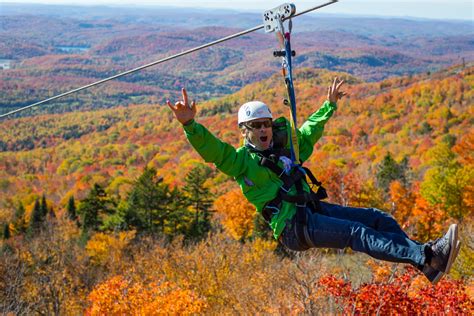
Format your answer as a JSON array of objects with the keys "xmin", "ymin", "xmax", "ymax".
[
  {"xmin": 260, "ymin": 156, "xmax": 327, "ymax": 202},
  {"xmin": 294, "ymin": 177, "xmax": 315, "ymax": 248},
  {"xmin": 302, "ymin": 166, "xmax": 322, "ymax": 186},
  {"xmin": 259, "ymin": 155, "xmax": 327, "ymax": 248},
  {"xmin": 260, "ymin": 156, "xmax": 306, "ymax": 192}
]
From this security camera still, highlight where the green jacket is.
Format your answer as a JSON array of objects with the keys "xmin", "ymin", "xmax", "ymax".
[{"xmin": 183, "ymin": 100, "xmax": 337, "ymax": 239}]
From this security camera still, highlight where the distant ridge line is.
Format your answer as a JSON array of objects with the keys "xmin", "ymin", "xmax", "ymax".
[{"xmin": 0, "ymin": 0, "xmax": 338, "ymax": 119}]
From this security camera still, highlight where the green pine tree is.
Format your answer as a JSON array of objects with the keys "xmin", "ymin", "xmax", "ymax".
[
  {"xmin": 40, "ymin": 194, "xmax": 48, "ymax": 218},
  {"xmin": 29, "ymin": 198, "xmax": 43, "ymax": 231},
  {"xmin": 3, "ymin": 223, "xmax": 10, "ymax": 240},
  {"xmin": 125, "ymin": 167, "xmax": 177, "ymax": 234},
  {"xmin": 183, "ymin": 164, "xmax": 214, "ymax": 240},
  {"xmin": 67, "ymin": 195, "xmax": 77, "ymax": 221},
  {"xmin": 101, "ymin": 200, "xmax": 128, "ymax": 231},
  {"xmin": 376, "ymin": 152, "xmax": 409, "ymax": 193},
  {"xmin": 165, "ymin": 190, "xmax": 193, "ymax": 237},
  {"xmin": 78, "ymin": 183, "xmax": 114, "ymax": 233}
]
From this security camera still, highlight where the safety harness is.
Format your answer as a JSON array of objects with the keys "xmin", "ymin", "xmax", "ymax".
[
  {"xmin": 246, "ymin": 120, "xmax": 328, "ymax": 249},
  {"xmin": 261, "ymin": 154, "xmax": 327, "ymax": 249}
]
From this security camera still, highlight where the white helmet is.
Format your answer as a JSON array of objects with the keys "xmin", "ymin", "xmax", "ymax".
[{"xmin": 238, "ymin": 101, "xmax": 272, "ymax": 125}]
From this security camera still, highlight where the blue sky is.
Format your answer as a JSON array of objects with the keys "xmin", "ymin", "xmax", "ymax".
[{"xmin": 1, "ymin": 0, "xmax": 473, "ymax": 20}]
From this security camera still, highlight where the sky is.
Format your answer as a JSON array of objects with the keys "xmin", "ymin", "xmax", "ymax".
[{"xmin": 0, "ymin": 0, "xmax": 473, "ymax": 20}]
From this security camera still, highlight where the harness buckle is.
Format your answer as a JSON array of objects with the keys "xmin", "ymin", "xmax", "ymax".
[{"xmin": 280, "ymin": 186, "xmax": 291, "ymax": 193}]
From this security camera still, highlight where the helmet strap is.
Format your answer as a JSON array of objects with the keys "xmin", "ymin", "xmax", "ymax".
[{"xmin": 244, "ymin": 137, "xmax": 257, "ymax": 149}]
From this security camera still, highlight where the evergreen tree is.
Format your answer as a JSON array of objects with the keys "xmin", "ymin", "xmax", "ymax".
[
  {"xmin": 78, "ymin": 183, "xmax": 114, "ymax": 233},
  {"xmin": 30, "ymin": 198, "xmax": 43, "ymax": 230},
  {"xmin": 165, "ymin": 189, "xmax": 192, "ymax": 237},
  {"xmin": 124, "ymin": 190, "xmax": 142, "ymax": 229},
  {"xmin": 399, "ymin": 156, "xmax": 410, "ymax": 186},
  {"xmin": 3, "ymin": 223, "xmax": 10, "ymax": 240},
  {"xmin": 125, "ymin": 167, "xmax": 177, "ymax": 234},
  {"xmin": 183, "ymin": 165, "xmax": 214, "ymax": 239},
  {"xmin": 40, "ymin": 194, "xmax": 48, "ymax": 218},
  {"xmin": 376, "ymin": 152, "xmax": 409, "ymax": 194},
  {"xmin": 101, "ymin": 200, "xmax": 128, "ymax": 231},
  {"xmin": 67, "ymin": 195, "xmax": 77, "ymax": 221}
]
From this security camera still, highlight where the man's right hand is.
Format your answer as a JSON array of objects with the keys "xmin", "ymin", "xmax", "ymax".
[{"xmin": 166, "ymin": 88, "xmax": 196, "ymax": 125}]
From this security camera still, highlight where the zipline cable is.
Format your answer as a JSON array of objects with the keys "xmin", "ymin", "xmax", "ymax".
[{"xmin": 0, "ymin": 0, "xmax": 338, "ymax": 119}]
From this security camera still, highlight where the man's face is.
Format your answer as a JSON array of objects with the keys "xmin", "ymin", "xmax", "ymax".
[{"xmin": 241, "ymin": 118, "xmax": 273, "ymax": 151}]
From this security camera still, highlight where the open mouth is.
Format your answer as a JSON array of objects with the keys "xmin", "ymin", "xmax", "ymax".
[{"xmin": 260, "ymin": 136, "xmax": 268, "ymax": 142}]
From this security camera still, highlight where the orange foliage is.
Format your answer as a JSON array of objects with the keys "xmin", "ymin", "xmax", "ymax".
[
  {"xmin": 86, "ymin": 275, "xmax": 207, "ymax": 315},
  {"xmin": 389, "ymin": 180, "xmax": 416, "ymax": 229},
  {"xmin": 213, "ymin": 188, "xmax": 255, "ymax": 240},
  {"xmin": 453, "ymin": 130, "xmax": 474, "ymax": 165},
  {"xmin": 317, "ymin": 163, "xmax": 345, "ymax": 205},
  {"xmin": 411, "ymin": 194, "xmax": 447, "ymax": 241}
]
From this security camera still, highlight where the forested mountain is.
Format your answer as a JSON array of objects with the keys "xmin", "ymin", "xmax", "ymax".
[
  {"xmin": 1, "ymin": 62, "xmax": 472, "ymax": 314},
  {"xmin": 1, "ymin": 4, "xmax": 473, "ymax": 116},
  {"xmin": 0, "ymin": 4, "xmax": 473, "ymax": 314}
]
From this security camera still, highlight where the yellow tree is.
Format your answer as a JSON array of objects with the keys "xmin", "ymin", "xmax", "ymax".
[
  {"xmin": 420, "ymin": 141, "xmax": 472, "ymax": 221},
  {"xmin": 86, "ymin": 275, "xmax": 207, "ymax": 315},
  {"xmin": 85, "ymin": 230, "xmax": 136, "ymax": 272},
  {"xmin": 214, "ymin": 189, "xmax": 255, "ymax": 240}
]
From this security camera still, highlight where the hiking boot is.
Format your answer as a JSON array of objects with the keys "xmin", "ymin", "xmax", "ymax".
[
  {"xmin": 422, "ymin": 264, "xmax": 443, "ymax": 285},
  {"xmin": 429, "ymin": 224, "xmax": 459, "ymax": 273},
  {"xmin": 422, "ymin": 240, "xmax": 461, "ymax": 285}
]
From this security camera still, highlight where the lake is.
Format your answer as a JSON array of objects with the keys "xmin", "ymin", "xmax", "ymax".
[
  {"xmin": 0, "ymin": 59, "xmax": 12, "ymax": 70},
  {"xmin": 56, "ymin": 46, "xmax": 90, "ymax": 53}
]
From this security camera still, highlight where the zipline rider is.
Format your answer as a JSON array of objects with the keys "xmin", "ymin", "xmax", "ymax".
[{"xmin": 166, "ymin": 78, "xmax": 460, "ymax": 285}]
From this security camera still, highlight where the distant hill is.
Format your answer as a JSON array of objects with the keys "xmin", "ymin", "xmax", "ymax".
[{"xmin": 0, "ymin": 3, "xmax": 473, "ymax": 117}]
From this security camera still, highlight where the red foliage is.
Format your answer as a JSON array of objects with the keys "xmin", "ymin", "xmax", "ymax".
[{"xmin": 318, "ymin": 268, "xmax": 474, "ymax": 314}]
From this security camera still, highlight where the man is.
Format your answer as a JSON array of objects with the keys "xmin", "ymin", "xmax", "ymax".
[{"xmin": 166, "ymin": 77, "xmax": 460, "ymax": 285}]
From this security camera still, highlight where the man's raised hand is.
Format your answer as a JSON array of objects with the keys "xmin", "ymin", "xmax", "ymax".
[
  {"xmin": 327, "ymin": 77, "xmax": 347, "ymax": 104},
  {"xmin": 166, "ymin": 88, "xmax": 196, "ymax": 125}
]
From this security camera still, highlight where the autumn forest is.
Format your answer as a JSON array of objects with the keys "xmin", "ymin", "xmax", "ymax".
[{"xmin": 1, "ymin": 3, "xmax": 473, "ymax": 315}]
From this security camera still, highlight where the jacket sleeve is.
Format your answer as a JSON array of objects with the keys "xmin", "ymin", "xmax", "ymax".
[
  {"xmin": 183, "ymin": 120, "xmax": 248, "ymax": 178},
  {"xmin": 298, "ymin": 100, "xmax": 337, "ymax": 162}
]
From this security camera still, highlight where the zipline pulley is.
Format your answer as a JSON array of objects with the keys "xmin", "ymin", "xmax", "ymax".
[
  {"xmin": 263, "ymin": 3, "xmax": 295, "ymax": 33},
  {"xmin": 263, "ymin": 3, "xmax": 300, "ymax": 163}
]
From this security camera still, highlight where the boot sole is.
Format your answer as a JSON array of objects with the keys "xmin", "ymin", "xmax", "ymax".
[
  {"xmin": 444, "ymin": 224, "xmax": 459, "ymax": 274},
  {"xmin": 430, "ymin": 240, "xmax": 461, "ymax": 285}
]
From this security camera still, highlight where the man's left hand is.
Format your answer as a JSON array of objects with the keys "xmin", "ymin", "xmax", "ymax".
[{"xmin": 328, "ymin": 77, "xmax": 347, "ymax": 104}]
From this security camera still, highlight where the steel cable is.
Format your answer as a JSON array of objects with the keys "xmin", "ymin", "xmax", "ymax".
[{"xmin": 0, "ymin": 0, "xmax": 338, "ymax": 119}]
